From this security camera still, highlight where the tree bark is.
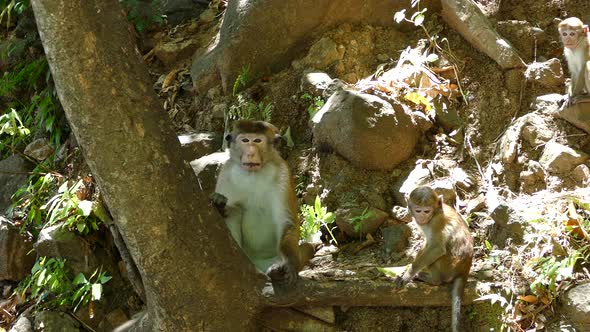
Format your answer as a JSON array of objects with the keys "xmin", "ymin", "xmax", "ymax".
[{"xmin": 31, "ymin": 1, "xmax": 267, "ymax": 330}]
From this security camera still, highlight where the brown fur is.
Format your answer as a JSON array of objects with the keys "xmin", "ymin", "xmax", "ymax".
[{"xmin": 398, "ymin": 186, "xmax": 474, "ymax": 332}]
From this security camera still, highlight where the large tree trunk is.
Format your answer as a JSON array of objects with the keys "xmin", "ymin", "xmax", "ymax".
[{"xmin": 31, "ymin": 1, "xmax": 267, "ymax": 330}]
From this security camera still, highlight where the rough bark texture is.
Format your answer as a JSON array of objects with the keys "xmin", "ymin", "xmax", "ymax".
[
  {"xmin": 262, "ymin": 279, "xmax": 479, "ymax": 307},
  {"xmin": 190, "ymin": 0, "xmax": 442, "ymax": 94},
  {"xmin": 440, "ymin": 0, "xmax": 526, "ymax": 69},
  {"xmin": 31, "ymin": 1, "xmax": 266, "ymax": 330}
]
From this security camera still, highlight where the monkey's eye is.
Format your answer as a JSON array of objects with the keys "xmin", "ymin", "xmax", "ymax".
[
  {"xmin": 241, "ymin": 138, "xmax": 250, "ymax": 143},
  {"xmin": 570, "ymin": 32, "xmax": 576, "ymax": 36},
  {"xmin": 562, "ymin": 32, "xmax": 568, "ymax": 36},
  {"xmin": 253, "ymin": 138, "xmax": 262, "ymax": 143}
]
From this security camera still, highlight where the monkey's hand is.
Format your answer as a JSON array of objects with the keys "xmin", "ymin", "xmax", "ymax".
[
  {"xmin": 266, "ymin": 262, "xmax": 298, "ymax": 288},
  {"xmin": 209, "ymin": 192, "xmax": 228, "ymax": 217},
  {"xmin": 394, "ymin": 270, "xmax": 413, "ymax": 289}
]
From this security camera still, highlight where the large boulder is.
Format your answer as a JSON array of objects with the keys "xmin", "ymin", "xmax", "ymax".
[
  {"xmin": 34, "ymin": 224, "xmax": 99, "ymax": 275},
  {"xmin": 561, "ymin": 282, "xmax": 590, "ymax": 330},
  {"xmin": 558, "ymin": 97, "xmax": 590, "ymax": 134},
  {"xmin": 0, "ymin": 217, "xmax": 35, "ymax": 281},
  {"xmin": 311, "ymin": 89, "xmax": 420, "ymax": 171},
  {"xmin": 191, "ymin": 0, "xmax": 441, "ymax": 93},
  {"xmin": 0, "ymin": 155, "xmax": 34, "ymax": 214},
  {"xmin": 33, "ymin": 311, "xmax": 80, "ymax": 332},
  {"xmin": 539, "ymin": 142, "xmax": 588, "ymax": 174}
]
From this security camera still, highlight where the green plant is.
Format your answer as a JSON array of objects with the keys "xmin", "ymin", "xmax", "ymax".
[
  {"xmin": 0, "ymin": 58, "xmax": 67, "ymax": 157},
  {"xmin": 227, "ymin": 94, "xmax": 274, "ymax": 122},
  {"xmin": 233, "ymin": 65, "xmax": 252, "ymax": 96},
  {"xmin": 300, "ymin": 195, "xmax": 337, "ymax": 244},
  {"xmin": 15, "ymin": 257, "xmax": 111, "ymax": 311},
  {"xmin": 0, "ymin": 0, "xmax": 29, "ymax": 29},
  {"xmin": 42, "ymin": 179, "xmax": 101, "ymax": 235},
  {"xmin": 529, "ymin": 250, "xmax": 582, "ymax": 302},
  {"xmin": 11, "ymin": 173, "xmax": 57, "ymax": 235},
  {"xmin": 0, "ymin": 108, "xmax": 30, "ymax": 151},
  {"xmin": 120, "ymin": 0, "xmax": 165, "ymax": 32},
  {"xmin": 349, "ymin": 207, "xmax": 375, "ymax": 234},
  {"xmin": 301, "ymin": 93, "xmax": 325, "ymax": 118}
]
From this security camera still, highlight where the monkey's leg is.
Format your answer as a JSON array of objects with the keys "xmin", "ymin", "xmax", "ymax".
[{"xmin": 267, "ymin": 224, "xmax": 301, "ymax": 287}]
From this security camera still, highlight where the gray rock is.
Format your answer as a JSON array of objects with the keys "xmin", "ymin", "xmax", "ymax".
[
  {"xmin": 434, "ymin": 101, "xmax": 462, "ymax": 131},
  {"xmin": 191, "ymin": 0, "xmax": 416, "ymax": 93},
  {"xmin": 394, "ymin": 161, "xmax": 432, "ymax": 205},
  {"xmin": 156, "ymin": 0, "xmax": 208, "ymax": 26},
  {"xmin": 334, "ymin": 207, "xmax": 388, "ymax": 238},
  {"xmin": 23, "ymin": 138, "xmax": 53, "ymax": 161},
  {"xmin": 178, "ymin": 132, "xmax": 222, "ymax": 161},
  {"xmin": 525, "ymin": 58, "xmax": 565, "ymax": 88},
  {"xmin": 497, "ymin": 20, "xmax": 546, "ymax": 60},
  {"xmin": 531, "ymin": 94, "xmax": 563, "ymax": 116},
  {"xmin": 465, "ymin": 194, "xmax": 486, "ymax": 216},
  {"xmin": 190, "ymin": 151, "xmax": 229, "ymax": 195},
  {"xmin": 311, "ymin": 89, "xmax": 420, "ymax": 171},
  {"xmin": 154, "ymin": 38, "xmax": 200, "ymax": 67},
  {"xmin": 297, "ymin": 37, "xmax": 342, "ymax": 71},
  {"xmin": 561, "ymin": 282, "xmax": 590, "ymax": 330},
  {"xmin": 498, "ymin": 112, "xmax": 554, "ymax": 164},
  {"xmin": 573, "ymin": 164, "xmax": 590, "ymax": 186},
  {"xmin": 519, "ymin": 160, "xmax": 546, "ymax": 194},
  {"xmin": 300, "ymin": 71, "xmax": 333, "ymax": 95},
  {"xmin": 382, "ymin": 224, "xmax": 411, "ymax": 255},
  {"xmin": 0, "ymin": 155, "xmax": 34, "ymax": 214},
  {"xmin": 489, "ymin": 204, "xmax": 524, "ymax": 247},
  {"xmin": 558, "ymin": 98, "xmax": 590, "ymax": 134},
  {"xmin": 539, "ymin": 142, "xmax": 588, "ymax": 174},
  {"xmin": 9, "ymin": 315, "xmax": 33, "ymax": 332},
  {"xmin": 430, "ymin": 179, "xmax": 457, "ymax": 207},
  {"xmin": 440, "ymin": 0, "xmax": 525, "ymax": 69},
  {"xmin": 0, "ymin": 217, "xmax": 35, "ymax": 281},
  {"xmin": 34, "ymin": 311, "xmax": 80, "ymax": 332},
  {"xmin": 34, "ymin": 224, "xmax": 99, "ymax": 275}
]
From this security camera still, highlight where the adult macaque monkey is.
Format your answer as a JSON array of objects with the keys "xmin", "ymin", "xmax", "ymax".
[
  {"xmin": 395, "ymin": 186, "xmax": 473, "ymax": 332},
  {"xmin": 558, "ymin": 17, "xmax": 590, "ymax": 101},
  {"xmin": 211, "ymin": 120, "xmax": 314, "ymax": 286}
]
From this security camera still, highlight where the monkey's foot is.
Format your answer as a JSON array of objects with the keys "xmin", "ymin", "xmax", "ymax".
[
  {"xmin": 266, "ymin": 262, "xmax": 297, "ymax": 288},
  {"xmin": 209, "ymin": 192, "xmax": 228, "ymax": 217}
]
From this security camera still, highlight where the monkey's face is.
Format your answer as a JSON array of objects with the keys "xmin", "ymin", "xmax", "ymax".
[
  {"xmin": 409, "ymin": 204, "xmax": 434, "ymax": 225},
  {"xmin": 234, "ymin": 133, "xmax": 268, "ymax": 172},
  {"xmin": 559, "ymin": 24, "xmax": 586, "ymax": 49}
]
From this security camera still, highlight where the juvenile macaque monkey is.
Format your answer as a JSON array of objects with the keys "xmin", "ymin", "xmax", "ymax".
[
  {"xmin": 395, "ymin": 186, "xmax": 473, "ymax": 332},
  {"xmin": 211, "ymin": 120, "xmax": 314, "ymax": 286},
  {"xmin": 558, "ymin": 17, "xmax": 590, "ymax": 100}
]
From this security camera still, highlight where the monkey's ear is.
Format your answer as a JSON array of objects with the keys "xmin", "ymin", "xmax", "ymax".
[
  {"xmin": 437, "ymin": 195, "xmax": 444, "ymax": 207},
  {"xmin": 584, "ymin": 25, "xmax": 589, "ymax": 34},
  {"xmin": 272, "ymin": 134, "xmax": 282, "ymax": 147},
  {"xmin": 225, "ymin": 133, "xmax": 233, "ymax": 148}
]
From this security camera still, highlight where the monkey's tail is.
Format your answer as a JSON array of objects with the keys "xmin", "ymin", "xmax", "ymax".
[{"xmin": 451, "ymin": 277, "xmax": 465, "ymax": 332}]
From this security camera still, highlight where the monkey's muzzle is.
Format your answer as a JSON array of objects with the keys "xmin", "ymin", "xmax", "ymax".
[{"xmin": 242, "ymin": 163, "xmax": 261, "ymax": 172}]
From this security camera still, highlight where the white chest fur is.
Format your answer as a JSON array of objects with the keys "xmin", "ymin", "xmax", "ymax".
[{"xmin": 216, "ymin": 162, "xmax": 291, "ymax": 271}]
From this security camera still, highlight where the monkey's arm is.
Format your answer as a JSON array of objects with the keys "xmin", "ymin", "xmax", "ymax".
[
  {"xmin": 395, "ymin": 245, "xmax": 446, "ymax": 288},
  {"xmin": 408, "ymin": 245, "xmax": 446, "ymax": 276}
]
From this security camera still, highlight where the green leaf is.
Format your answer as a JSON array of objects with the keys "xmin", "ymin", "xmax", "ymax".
[
  {"xmin": 413, "ymin": 14, "xmax": 425, "ymax": 26},
  {"xmin": 91, "ymin": 283, "xmax": 103, "ymax": 301},
  {"xmin": 78, "ymin": 200, "xmax": 93, "ymax": 217},
  {"xmin": 100, "ymin": 275, "xmax": 112, "ymax": 284},
  {"xmin": 73, "ymin": 273, "xmax": 87, "ymax": 285},
  {"xmin": 377, "ymin": 266, "xmax": 407, "ymax": 278},
  {"xmin": 76, "ymin": 223, "xmax": 86, "ymax": 233},
  {"xmin": 393, "ymin": 10, "xmax": 406, "ymax": 23},
  {"xmin": 425, "ymin": 53, "xmax": 439, "ymax": 63}
]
